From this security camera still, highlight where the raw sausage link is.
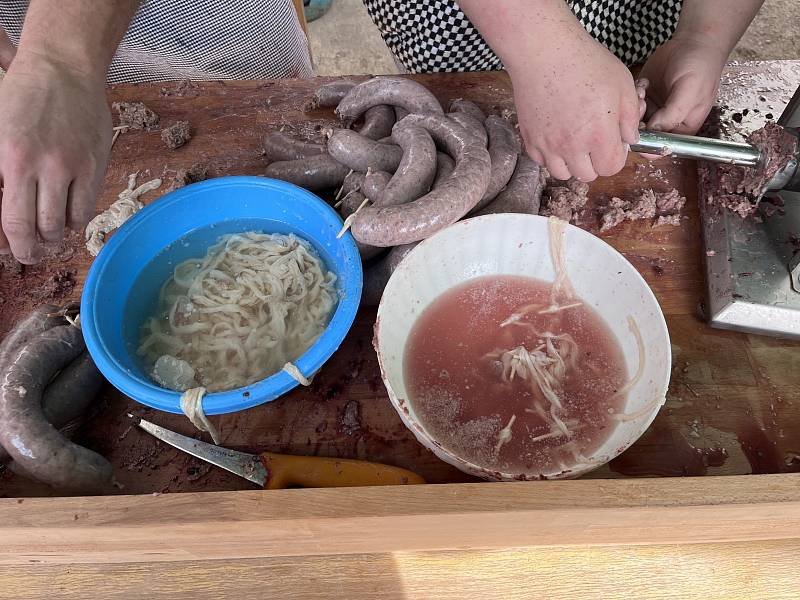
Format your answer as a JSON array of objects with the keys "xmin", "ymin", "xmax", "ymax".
[
  {"xmin": 447, "ymin": 112, "xmax": 488, "ymax": 147},
  {"xmin": 358, "ymin": 105, "xmax": 396, "ymax": 140},
  {"xmin": 351, "ymin": 113, "xmax": 491, "ymax": 246},
  {"xmin": 338, "ymin": 192, "xmax": 384, "ymax": 262},
  {"xmin": 327, "ymin": 129, "xmax": 403, "ymax": 173},
  {"xmin": 340, "ymin": 171, "xmax": 366, "ymax": 197},
  {"xmin": 265, "ymin": 154, "xmax": 351, "ymax": 191},
  {"xmin": 340, "ymin": 190, "xmax": 368, "ymax": 218},
  {"xmin": 0, "ymin": 325, "xmax": 114, "ymax": 493},
  {"xmin": 471, "ymin": 115, "xmax": 522, "ymax": 212},
  {"xmin": 362, "ymin": 171, "xmax": 392, "ymax": 203},
  {"xmin": 41, "ymin": 351, "xmax": 104, "ymax": 428},
  {"xmin": 432, "ymin": 152, "xmax": 455, "ymax": 188},
  {"xmin": 0, "ymin": 304, "xmax": 62, "ymax": 368},
  {"xmin": 0, "ymin": 351, "xmax": 104, "ymax": 464},
  {"xmin": 263, "ymin": 132, "xmax": 326, "ymax": 162},
  {"xmin": 336, "ymin": 77, "xmax": 444, "ymax": 124},
  {"xmin": 361, "ymin": 243, "xmax": 420, "ymax": 306},
  {"xmin": 448, "ymin": 99, "xmax": 487, "ymax": 122},
  {"xmin": 0, "ymin": 305, "xmax": 62, "ymax": 464},
  {"xmin": 474, "ymin": 155, "xmax": 544, "ymax": 216},
  {"xmin": 303, "ymin": 80, "xmax": 356, "ymax": 111},
  {"xmin": 378, "ymin": 122, "xmax": 437, "ymax": 207}
]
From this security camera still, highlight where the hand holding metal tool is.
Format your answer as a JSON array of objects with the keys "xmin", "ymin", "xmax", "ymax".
[
  {"xmin": 631, "ymin": 86, "xmax": 800, "ymax": 199},
  {"xmin": 130, "ymin": 414, "xmax": 426, "ymax": 489}
]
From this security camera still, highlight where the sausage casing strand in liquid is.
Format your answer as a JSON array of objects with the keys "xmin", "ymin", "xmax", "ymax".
[{"xmin": 350, "ymin": 113, "xmax": 491, "ymax": 246}]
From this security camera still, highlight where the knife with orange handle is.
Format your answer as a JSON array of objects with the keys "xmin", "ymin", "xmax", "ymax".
[{"xmin": 130, "ymin": 414, "xmax": 425, "ymax": 488}]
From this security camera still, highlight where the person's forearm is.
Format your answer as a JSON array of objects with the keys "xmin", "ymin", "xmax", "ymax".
[
  {"xmin": 13, "ymin": 0, "xmax": 140, "ymax": 79},
  {"xmin": 674, "ymin": 0, "xmax": 764, "ymax": 55},
  {"xmin": 457, "ymin": 0, "xmax": 589, "ymax": 71}
]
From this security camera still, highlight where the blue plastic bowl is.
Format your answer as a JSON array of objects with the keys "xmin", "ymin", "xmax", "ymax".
[{"xmin": 81, "ymin": 176, "xmax": 362, "ymax": 415}]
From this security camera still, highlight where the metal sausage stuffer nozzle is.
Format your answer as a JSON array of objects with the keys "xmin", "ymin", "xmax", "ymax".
[{"xmin": 658, "ymin": 80, "xmax": 800, "ymax": 339}]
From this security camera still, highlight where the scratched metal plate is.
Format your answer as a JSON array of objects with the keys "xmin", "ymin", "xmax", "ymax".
[{"xmin": 701, "ymin": 61, "xmax": 800, "ymax": 339}]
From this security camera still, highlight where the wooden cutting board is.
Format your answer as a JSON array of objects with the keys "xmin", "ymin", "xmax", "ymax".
[{"xmin": 1, "ymin": 66, "xmax": 798, "ymax": 498}]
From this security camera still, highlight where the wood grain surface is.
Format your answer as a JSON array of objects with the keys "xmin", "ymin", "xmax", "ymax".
[
  {"xmin": 3, "ymin": 543, "xmax": 798, "ymax": 600},
  {"xmin": 1, "ymin": 475, "xmax": 799, "ymax": 598},
  {"xmin": 1, "ymin": 65, "xmax": 799, "ymax": 501}
]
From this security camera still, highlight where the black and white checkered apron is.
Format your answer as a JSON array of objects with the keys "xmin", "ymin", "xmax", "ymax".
[
  {"xmin": 0, "ymin": 0, "xmax": 312, "ymax": 83},
  {"xmin": 362, "ymin": 0, "xmax": 684, "ymax": 72}
]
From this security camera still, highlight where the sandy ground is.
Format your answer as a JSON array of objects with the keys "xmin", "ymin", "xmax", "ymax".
[{"xmin": 731, "ymin": 0, "xmax": 800, "ymax": 61}]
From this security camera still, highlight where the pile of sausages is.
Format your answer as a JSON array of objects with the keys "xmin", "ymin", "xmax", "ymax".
[
  {"xmin": 264, "ymin": 77, "xmax": 545, "ymax": 306},
  {"xmin": 0, "ymin": 305, "xmax": 112, "ymax": 493}
]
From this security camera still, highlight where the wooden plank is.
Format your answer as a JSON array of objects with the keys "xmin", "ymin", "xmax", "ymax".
[
  {"xmin": 3, "ymin": 542, "xmax": 800, "ymax": 600},
  {"xmin": 1, "ymin": 475, "xmax": 799, "ymax": 566},
  {"xmin": 2, "ymin": 66, "xmax": 800, "ymax": 499}
]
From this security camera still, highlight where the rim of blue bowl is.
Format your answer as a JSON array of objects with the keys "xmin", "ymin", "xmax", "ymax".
[{"xmin": 81, "ymin": 175, "xmax": 363, "ymax": 415}]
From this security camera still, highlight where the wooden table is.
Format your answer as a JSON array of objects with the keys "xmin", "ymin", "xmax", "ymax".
[{"xmin": 1, "ymin": 63, "xmax": 799, "ymax": 598}]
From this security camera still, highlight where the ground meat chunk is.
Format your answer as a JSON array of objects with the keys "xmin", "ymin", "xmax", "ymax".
[
  {"xmin": 172, "ymin": 163, "xmax": 209, "ymax": 189},
  {"xmin": 161, "ymin": 121, "xmax": 193, "ymax": 149},
  {"xmin": 540, "ymin": 178, "xmax": 590, "ymax": 223},
  {"xmin": 655, "ymin": 188, "xmax": 686, "ymax": 214},
  {"xmin": 600, "ymin": 188, "xmax": 686, "ymax": 231},
  {"xmin": 710, "ymin": 122, "xmax": 797, "ymax": 217},
  {"xmin": 653, "ymin": 214, "xmax": 681, "ymax": 227},
  {"xmin": 113, "ymin": 101, "xmax": 160, "ymax": 130}
]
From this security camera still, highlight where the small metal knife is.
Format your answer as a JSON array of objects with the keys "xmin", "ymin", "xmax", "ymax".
[{"xmin": 130, "ymin": 414, "xmax": 426, "ymax": 489}]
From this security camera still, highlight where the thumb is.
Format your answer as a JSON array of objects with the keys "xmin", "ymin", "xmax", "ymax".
[{"xmin": 646, "ymin": 75, "xmax": 698, "ymax": 133}]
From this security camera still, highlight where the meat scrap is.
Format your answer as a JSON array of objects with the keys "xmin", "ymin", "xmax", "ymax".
[
  {"xmin": 172, "ymin": 163, "xmax": 209, "ymax": 189},
  {"xmin": 161, "ymin": 121, "xmax": 193, "ymax": 149},
  {"xmin": 709, "ymin": 122, "xmax": 797, "ymax": 218},
  {"xmin": 113, "ymin": 102, "xmax": 160, "ymax": 130},
  {"xmin": 599, "ymin": 188, "xmax": 686, "ymax": 231},
  {"xmin": 540, "ymin": 177, "xmax": 590, "ymax": 223}
]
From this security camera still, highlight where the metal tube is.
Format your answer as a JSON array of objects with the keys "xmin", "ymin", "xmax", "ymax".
[{"xmin": 631, "ymin": 131, "xmax": 763, "ymax": 167}]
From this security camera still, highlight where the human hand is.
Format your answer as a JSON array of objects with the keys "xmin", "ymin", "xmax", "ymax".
[
  {"xmin": 640, "ymin": 36, "xmax": 727, "ymax": 135},
  {"xmin": 0, "ymin": 53, "xmax": 111, "ymax": 263},
  {"xmin": 507, "ymin": 31, "xmax": 641, "ymax": 182}
]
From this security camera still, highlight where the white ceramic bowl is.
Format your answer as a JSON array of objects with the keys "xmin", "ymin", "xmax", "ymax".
[{"xmin": 375, "ymin": 214, "xmax": 671, "ymax": 480}]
